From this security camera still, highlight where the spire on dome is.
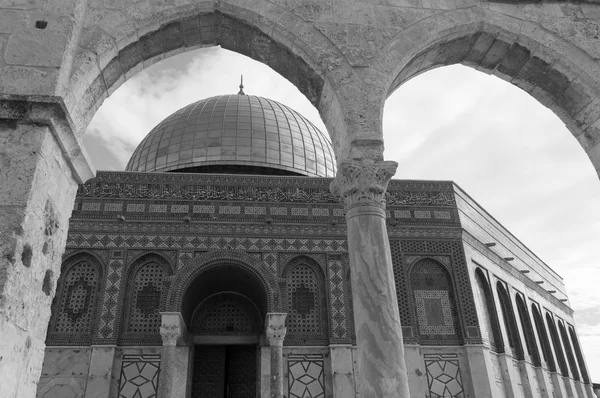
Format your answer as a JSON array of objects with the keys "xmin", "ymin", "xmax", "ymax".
[{"xmin": 238, "ymin": 75, "xmax": 245, "ymax": 95}]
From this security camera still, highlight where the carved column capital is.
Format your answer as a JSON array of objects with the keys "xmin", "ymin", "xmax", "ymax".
[
  {"xmin": 160, "ymin": 312, "xmax": 188, "ymax": 346},
  {"xmin": 330, "ymin": 159, "xmax": 398, "ymax": 211},
  {"xmin": 265, "ymin": 313, "xmax": 287, "ymax": 347}
]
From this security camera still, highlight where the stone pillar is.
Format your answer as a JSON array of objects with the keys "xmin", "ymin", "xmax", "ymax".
[
  {"xmin": 330, "ymin": 159, "xmax": 410, "ymax": 397},
  {"xmin": 158, "ymin": 312, "xmax": 190, "ymax": 398},
  {"xmin": 85, "ymin": 345, "xmax": 116, "ymax": 397},
  {"xmin": 265, "ymin": 313, "xmax": 287, "ymax": 398},
  {"xmin": 329, "ymin": 344, "xmax": 357, "ymax": 397},
  {"xmin": 0, "ymin": 102, "xmax": 93, "ymax": 398}
]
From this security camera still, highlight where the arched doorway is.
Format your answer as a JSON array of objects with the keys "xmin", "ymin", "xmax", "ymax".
[{"xmin": 183, "ymin": 264, "xmax": 269, "ymax": 398}]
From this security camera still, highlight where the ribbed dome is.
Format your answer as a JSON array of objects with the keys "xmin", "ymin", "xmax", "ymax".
[{"xmin": 125, "ymin": 94, "xmax": 336, "ymax": 177}]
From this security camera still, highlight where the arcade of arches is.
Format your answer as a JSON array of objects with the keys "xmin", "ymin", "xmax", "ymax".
[{"xmin": 1, "ymin": 1, "xmax": 600, "ymax": 397}]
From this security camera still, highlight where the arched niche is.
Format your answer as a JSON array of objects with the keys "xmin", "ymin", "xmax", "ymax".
[
  {"xmin": 532, "ymin": 304, "xmax": 556, "ymax": 372},
  {"xmin": 568, "ymin": 325, "xmax": 590, "ymax": 384},
  {"xmin": 546, "ymin": 312, "xmax": 569, "ymax": 377},
  {"xmin": 558, "ymin": 320, "xmax": 580, "ymax": 381},
  {"xmin": 515, "ymin": 294, "xmax": 541, "ymax": 366},
  {"xmin": 495, "ymin": 282, "xmax": 523, "ymax": 360},
  {"xmin": 166, "ymin": 251, "xmax": 279, "ymax": 329},
  {"xmin": 119, "ymin": 253, "xmax": 173, "ymax": 344},
  {"xmin": 47, "ymin": 252, "xmax": 105, "ymax": 345},
  {"xmin": 377, "ymin": 8, "xmax": 600, "ymax": 176},
  {"xmin": 409, "ymin": 257, "xmax": 461, "ymax": 343},
  {"xmin": 282, "ymin": 255, "xmax": 329, "ymax": 344},
  {"xmin": 473, "ymin": 268, "xmax": 503, "ymax": 352}
]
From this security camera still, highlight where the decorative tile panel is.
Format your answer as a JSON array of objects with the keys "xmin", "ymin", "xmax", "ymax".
[
  {"xmin": 148, "ymin": 204, "xmax": 167, "ymax": 212},
  {"xmin": 244, "ymin": 206, "xmax": 266, "ymax": 215},
  {"xmin": 118, "ymin": 354, "xmax": 160, "ymax": 398},
  {"xmin": 291, "ymin": 207, "xmax": 309, "ymax": 216},
  {"xmin": 434, "ymin": 211, "xmax": 451, "ymax": 220},
  {"xmin": 270, "ymin": 207, "xmax": 288, "ymax": 215},
  {"xmin": 171, "ymin": 204, "xmax": 189, "ymax": 213},
  {"xmin": 193, "ymin": 205, "xmax": 215, "ymax": 213},
  {"xmin": 333, "ymin": 208, "xmax": 344, "ymax": 217},
  {"xmin": 328, "ymin": 257, "xmax": 348, "ymax": 340},
  {"xmin": 82, "ymin": 202, "xmax": 100, "ymax": 211},
  {"xmin": 288, "ymin": 354, "xmax": 325, "ymax": 398},
  {"xmin": 219, "ymin": 205, "xmax": 240, "ymax": 214},
  {"xmin": 415, "ymin": 290, "xmax": 455, "ymax": 335},
  {"xmin": 311, "ymin": 208, "xmax": 329, "ymax": 217},
  {"xmin": 394, "ymin": 210, "xmax": 411, "ymax": 218},
  {"xmin": 424, "ymin": 353, "xmax": 464, "ymax": 398},
  {"xmin": 105, "ymin": 203, "xmax": 123, "ymax": 212},
  {"xmin": 97, "ymin": 258, "xmax": 123, "ymax": 339},
  {"xmin": 126, "ymin": 204, "xmax": 145, "ymax": 212},
  {"xmin": 414, "ymin": 210, "xmax": 431, "ymax": 219}
]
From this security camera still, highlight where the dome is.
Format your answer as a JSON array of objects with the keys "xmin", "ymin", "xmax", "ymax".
[{"xmin": 125, "ymin": 94, "xmax": 336, "ymax": 177}]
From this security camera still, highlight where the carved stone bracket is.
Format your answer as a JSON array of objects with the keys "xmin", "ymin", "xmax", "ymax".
[
  {"xmin": 330, "ymin": 159, "xmax": 398, "ymax": 210},
  {"xmin": 265, "ymin": 313, "xmax": 287, "ymax": 347},
  {"xmin": 160, "ymin": 312, "xmax": 188, "ymax": 346}
]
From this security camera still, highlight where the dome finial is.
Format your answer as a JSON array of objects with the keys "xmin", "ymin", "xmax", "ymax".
[{"xmin": 238, "ymin": 75, "xmax": 245, "ymax": 95}]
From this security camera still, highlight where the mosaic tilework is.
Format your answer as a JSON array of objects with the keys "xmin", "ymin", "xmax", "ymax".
[
  {"xmin": 97, "ymin": 258, "xmax": 123, "ymax": 339},
  {"xmin": 67, "ymin": 234, "xmax": 348, "ymax": 253},
  {"xmin": 171, "ymin": 204, "xmax": 189, "ymax": 213},
  {"xmin": 244, "ymin": 206, "xmax": 266, "ymax": 215},
  {"xmin": 287, "ymin": 264, "xmax": 322, "ymax": 335},
  {"xmin": 82, "ymin": 202, "xmax": 100, "ymax": 211},
  {"xmin": 288, "ymin": 354, "xmax": 325, "ymax": 398},
  {"xmin": 105, "ymin": 203, "xmax": 123, "ymax": 212},
  {"xmin": 291, "ymin": 207, "xmax": 309, "ymax": 216},
  {"xmin": 333, "ymin": 208, "xmax": 344, "ymax": 217},
  {"xmin": 311, "ymin": 208, "xmax": 329, "ymax": 216},
  {"xmin": 193, "ymin": 205, "xmax": 215, "ymax": 213},
  {"xmin": 148, "ymin": 204, "xmax": 167, "ymax": 212},
  {"xmin": 414, "ymin": 210, "xmax": 431, "ymax": 219},
  {"xmin": 414, "ymin": 290, "xmax": 456, "ymax": 335},
  {"xmin": 125, "ymin": 263, "xmax": 165, "ymax": 335},
  {"xmin": 263, "ymin": 252, "xmax": 278, "ymax": 274},
  {"xmin": 270, "ymin": 207, "xmax": 288, "ymax": 215},
  {"xmin": 328, "ymin": 256, "xmax": 348, "ymax": 340},
  {"xmin": 434, "ymin": 211, "xmax": 451, "ymax": 220},
  {"xmin": 424, "ymin": 353, "xmax": 464, "ymax": 398},
  {"xmin": 394, "ymin": 210, "xmax": 411, "ymax": 218},
  {"xmin": 219, "ymin": 205, "xmax": 240, "ymax": 214},
  {"xmin": 118, "ymin": 354, "xmax": 160, "ymax": 398},
  {"xmin": 126, "ymin": 204, "xmax": 145, "ymax": 212}
]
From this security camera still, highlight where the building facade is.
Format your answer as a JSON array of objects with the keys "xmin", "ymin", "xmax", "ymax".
[{"xmin": 37, "ymin": 94, "xmax": 593, "ymax": 398}]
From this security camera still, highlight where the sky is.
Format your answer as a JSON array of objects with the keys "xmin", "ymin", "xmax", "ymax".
[{"xmin": 85, "ymin": 47, "xmax": 600, "ymax": 381}]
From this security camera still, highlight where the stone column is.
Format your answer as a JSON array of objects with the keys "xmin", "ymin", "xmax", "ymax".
[
  {"xmin": 158, "ymin": 312, "xmax": 190, "ymax": 398},
  {"xmin": 265, "ymin": 313, "xmax": 287, "ymax": 398},
  {"xmin": 330, "ymin": 159, "xmax": 410, "ymax": 397},
  {"xmin": 0, "ymin": 102, "xmax": 93, "ymax": 398}
]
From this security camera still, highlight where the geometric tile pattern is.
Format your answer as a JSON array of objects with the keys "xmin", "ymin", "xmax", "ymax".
[
  {"xmin": 424, "ymin": 353, "xmax": 464, "ymax": 398},
  {"xmin": 118, "ymin": 354, "xmax": 160, "ymax": 398},
  {"xmin": 67, "ymin": 234, "xmax": 347, "ymax": 253},
  {"xmin": 328, "ymin": 257, "xmax": 348, "ymax": 340},
  {"xmin": 97, "ymin": 258, "xmax": 123, "ymax": 339},
  {"xmin": 263, "ymin": 252, "xmax": 278, "ymax": 274},
  {"xmin": 288, "ymin": 354, "xmax": 325, "ymax": 398},
  {"xmin": 414, "ymin": 290, "xmax": 456, "ymax": 335},
  {"xmin": 287, "ymin": 264, "xmax": 323, "ymax": 337}
]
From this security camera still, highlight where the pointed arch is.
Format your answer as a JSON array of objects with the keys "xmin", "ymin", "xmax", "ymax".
[
  {"xmin": 546, "ymin": 313, "xmax": 569, "ymax": 377},
  {"xmin": 410, "ymin": 258, "xmax": 461, "ymax": 343},
  {"xmin": 515, "ymin": 294, "xmax": 540, "ymax": 366},
  {"xmin": 558, "ymin": 320, "xmax": 580, "ymax": 381},
  {"xmin": 47, "ymin": 252, "xmax": 105, "ymax": 345},
  {"xmin": 495, "ymin": 282, "xmax": 523, "ymax": 360},
  {"xmin": 568, "ymin": 325, "xmax": 590, "ymax": 384},
  {"xmin": 532, "ymin": 304, "xmax": 555, "ymax": 372},
  {"xmin": 120, "ymin": 253, "xmax": 173, "ymax": 343},
  {"xmin": 473, "ymin": 268, "xmax": 503, "ymax": 352},
  {"xmin": 282, "ymin": 255, "xmax": 329, "ymax": 344}
]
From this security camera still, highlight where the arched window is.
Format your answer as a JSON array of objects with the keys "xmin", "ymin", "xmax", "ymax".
[
  {"xmin": 121, "ymin": 255, "xmax": 170, "ymax": 342},
  {"xmin": 410, "ymin": 258, "xmax": 460, "ymax": 342},
  {"xmin": 568, "ymin": 325, "xmax": 590, "ymax": 384},
  {"xmin": 558, "ymin": 321, "xmax": 580, "ymax": 381},
  {"xmin": 496, "ymin": 282, "xmax": 523, "ymax": 359},
  {"xmin": 473, "ymin": 268, "xmax": 503, "ymax": 352},
  {"xmin": 546, "ymin": 313, "xmax": 569, "ymax": 377},
  {"xmin": 284, "ymin": 257, "xmax": 328, "ymax": 342},
  {"xmin": 47, "ymin": 255, "xmax": 102, "ymax": 344},
  {"xmin": 532, "ymin": 304, "xmax": 555, "ymax": 371},
  {"xmin": 515, "ymin": 295, "xmax": 540, "ymax": 366}
]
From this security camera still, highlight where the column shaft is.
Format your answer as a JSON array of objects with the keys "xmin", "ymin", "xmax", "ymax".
[
  {"xmin": 331, "ymin": 159, "xmax": 410, "ymax": 397},
  {"xmin": 266, "ymin": 313, "xmax": 287, "ymax": 398}
]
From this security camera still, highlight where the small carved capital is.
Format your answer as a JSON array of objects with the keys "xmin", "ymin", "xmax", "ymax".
[
  {"xmin": 330, "ymin": 159, "xmax": 397, "ymax": 210},
  {"xmin": 265, "ymin": 312, "xmax": 287, "ymax": 347},
  {"xmin": 160, "ymin": 312, "xmax": 187, "ymax": 346}
]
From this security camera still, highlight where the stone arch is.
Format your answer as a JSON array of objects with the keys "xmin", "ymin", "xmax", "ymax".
[
  {"xmin": 190, "ymin": 291, "xmax": 263, "ymax": 335},
  {"xmin": 546, "ymin": 312, "xmax": 569, "ymax": 377},
  {"xmin": 409, "ymin": 257, "xmax": 461, "ymax": 343},
  {"xmin": 473, "ymin": 267, "xmax": 503, "ymax": 352},
  {"xmin": 47, "ymin": 252, "xmax": 105, "ymax": 345},
  {"xmin": 281, "ymin": 255, "xmax": 329, "ymax": 343},
  {"xmin": 568, "ymin": 325, "xmax": 590, "ymax": 384},
  {"xmin": 515, "ymin": 294, "xmax": 541, "ymax": 366},
  {"xmin": 532, "ymin": 304, "xmax": 556, "ymax": 372},
  {"xmin": 495, "ymin": 282, "xmax": 524, "ymax": 359},
  {"xmin": 373, "ymin": 8, "xmax": 600, "ymax": 176},
  {"xmin": 66, "ymin": 1, "xmax": 355, "ymax": 157},
  {"xmin": 166, "ymin": 250, "xmax": 280, "ymax": 321},
  {"xmin": 558, "ymin": 319, "xmax": 580, "ymax": 381},
  {"xmin": 119, "ymin": 253, "xmax": 173, "ymax": 343}
]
